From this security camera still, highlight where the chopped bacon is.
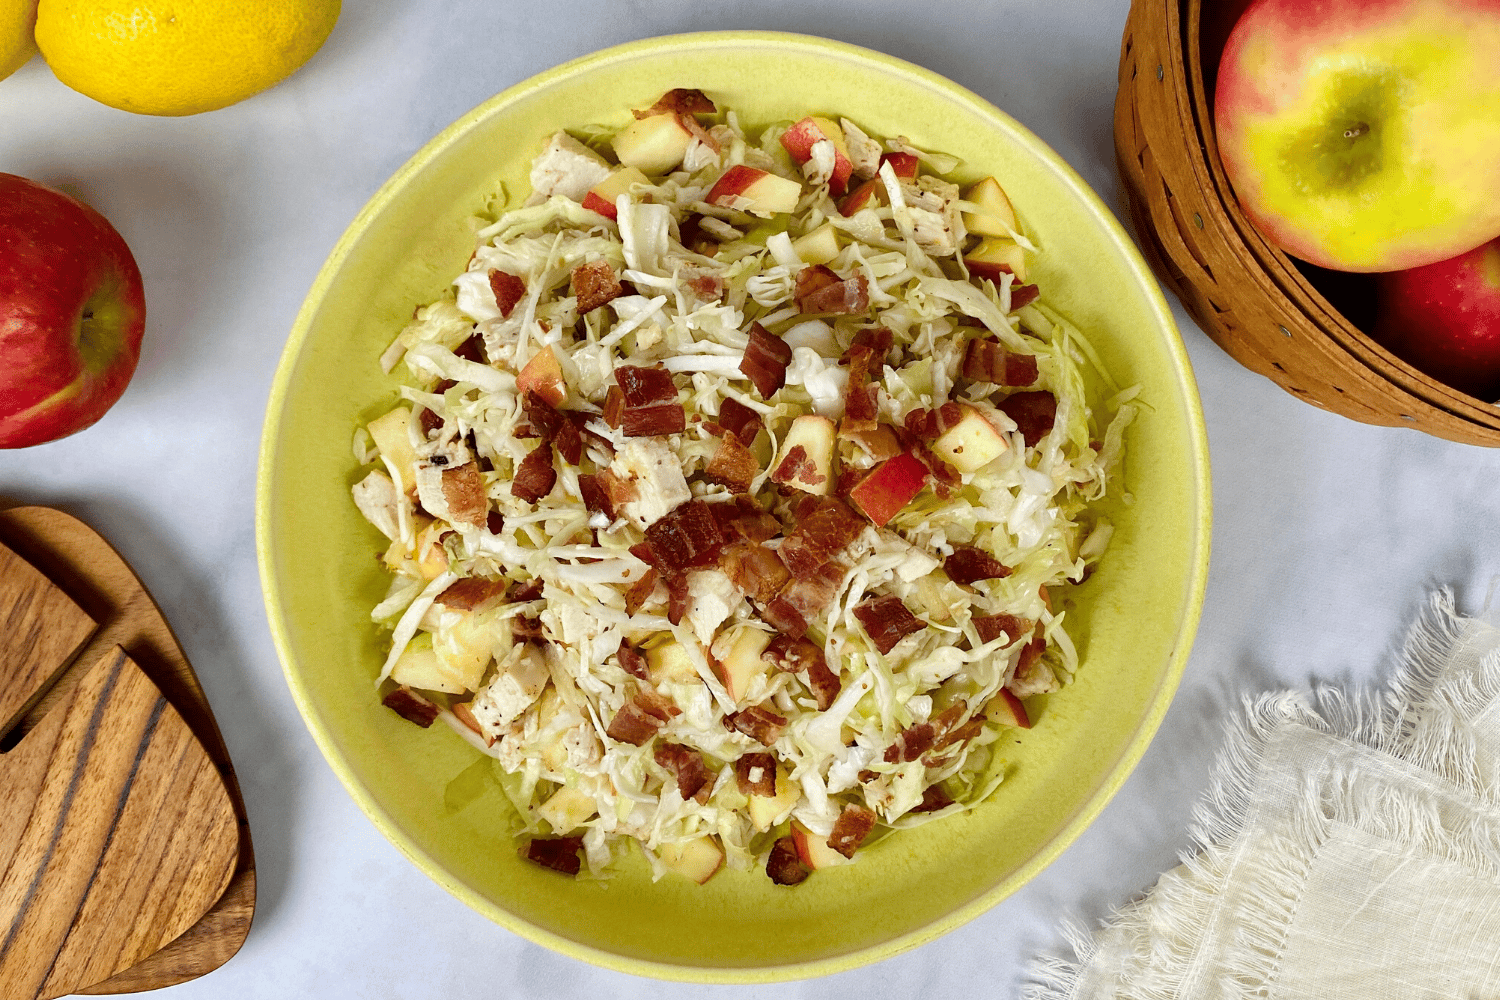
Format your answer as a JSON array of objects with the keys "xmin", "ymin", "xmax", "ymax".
[
  {"xmin": 606, "ymin": 701, "xmax": 664, "ymax": 746},
  {"xmin": 798, "ymin": 273, "xmax": 869, "ymax": 315},
  {"xmin": 637, "ymin": 87, "xmax": 717, "ymax": 117},
  {"xmin": 654, "ymin": 742, "xmax": 711, "ymax": 801},
  {"xmin": 907, "ymin": 438, "xmax": 961, "ymax": 497},
  {"xmin": 511, "ymin": 616, "xmax": 544, "ymax": 639},
  {"xmin": 666, "ymin": 574, "xmax": 690, "ymax": 626},
  {"xmin": 760, "ymin": 596, "xmax": 810, "ymax": 639},
  {"xmin": 520, "ymin": 389, "xmax": 567, "ymax": 439},
  {"xmin": 961, "ymin": 337, "xmax": 1039, "ymax": 386},
  {"xmin": 525, "ymin": 836, "xmax": 583, "ymax": 875},
  {"xmin": 418, "ymin": 406, "xmax": 443, "ymax": 435},
  {"xmin": 578, "ymin": 473, "xmax": 611, "ymax": 518},
  {"xmin": 767, "ymin": 836, "xmax": 810, "ymax": 886},
  {"xmin": 704, "ymin": 433, "xmax": 760, "ymax": 493},
  {"xmin": 553, "ymin": 415, "xmax": 583, "ymax": 465},
  {"xmin": 716, "ymin": 397, "xmax": 763, "ymax": 445},
  {"xmin": 1010, "ymin": 283, "xmax": 1041, "ymax": 310},
  {"xmin": 624, "ymin": 566, "xmax": 658, "ymax": 616},
  {"xmin": 629, "ymin": 541, "xmax": 658, "ymax": 567},
  {"xmin": 762, "ymin": 559, "xmax": 848, "ymax": 639},
  {"xmin": 597, "ymin": 468, "xmax": 637, "ymax": 515},
  {"xmin": 794, "ymin": 264, "xmax": 840, "ymax": 304},
  {"xmin": 489, "ymin": 270, "xmax": 525, "ymax": 318},
  {"xmin": 936, "ymin": 716, "xmax": 985, "ymax": 752},
  {"xmin": 997, "ymin": 391, "xmax": 1057, "ymax": 448},
  {"xmin": 572, "ymin": 259, "xmax": 623, "ymax": 313},
  {"xmin": 883, "ymin": 722, "xmax": 936, "ymax": 763},
  {"xmin": 511, "ymin": 443, "xmax": 557, "ymax": 503},
  {"xmin": 739, "ymin": 323, "xmax": 792, "ymax": 399},
  {"xmin": 439, "ymin": 463, "xmax": 489, "ymax": 529},
  {"xmin": 382, "ymin": 686, "xmax": 439, "ymax": 728},
  {"xmin": 614, "ymin": 365, "xmax": 686, "ymax": 437},
  {"xmin": 769, "ymin": 444, "xmax": 826, "ymax": 490},
  {"xmin": 764, "ymin": 635, "xmax": 840, "ymax": 710},
  {"xmin": 777, "ymin": 497, "xmax": 864, "ymax": 577},
  {"xmin": 721, "ymin": 543, "xmax": 791, "ymax": 604},
  {"xmin": 454, "ymin": 335, "xmax": 486, "ymax": 364},
  {"xmin": 509, "ymin": 578, "xmax": 544, "ymax": 603},
  {"xmin": 602, "ymin": 385, "xmax": 626, "ymax": 428},
  {"xmin": 727, "ymin": 705, "xmax": 787, "ymax": 746},
  {"xmin": 644, "ymin": 499, "xmax": 727, "ymax": 572},
  {"xmin": 687, "ymin": 272, "xmax": 724, "ymax": 301},
  {"xmin": 635, "ymin": 688, "xmax": 680, "ymax": 723},
  {"xmin": 734, "ymin": 752, "xmax": 778, "ymax": 796},
  {"xmin": 617, "ymin": 640, "xmax": 648, "ymax": 680},
  {"xmin": 853, "ymin": 595, "xmax": 926, "ymax": 654},
  {"xmin": 945, "ymin": 545, "xmax": 1012, "ymax": 586},
  {"xmin": 436, "ymin": 577, "xmax": 508, "ymax": 611},
  {"xmin": 1013, "ymin": 634, "xmax": 1047, "ymax": 683},
  {"xmin": 910, "ymin": 784, "xmax": 954, "ymax": 813},
  {"xmin": 903, "ymin": 407, "xmax": 938, "ymax": 440},
  {"xmin": 973, "ymin": 612, "xmax": 1029, "ymax": 645},
  {"xmin": 827, "ymin": 804, "xmax": 877, "ymax": 859},
  {"xmin": 840, "ymin": 327, "xmax": 893, "ymax": 365},
  {"xmin": 711, "ymin": 494, "xmax": 780, "ymax": 543}
]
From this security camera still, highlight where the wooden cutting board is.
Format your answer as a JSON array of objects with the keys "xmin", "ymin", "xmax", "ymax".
[{"xmin": 0, "ymin": 505, "xmax": 256, "ymax": 995}]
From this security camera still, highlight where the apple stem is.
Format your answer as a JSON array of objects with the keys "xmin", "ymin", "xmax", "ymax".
[{"xmin": 1343, "ymin": 123, "xmax": 1369, "ymax": 139}]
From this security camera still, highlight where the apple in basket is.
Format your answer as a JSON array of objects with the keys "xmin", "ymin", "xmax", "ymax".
[
  {"xmin": 1372, "ymin": 236, "xmax": 1500, "ymax": 401},
  {"xmin": 0, "ymin": 173, "xmax": 146, "ymax": 448},
  {"xmin": 1213, "ymin": 0, "xmax": 1500, "ymax": 272}
]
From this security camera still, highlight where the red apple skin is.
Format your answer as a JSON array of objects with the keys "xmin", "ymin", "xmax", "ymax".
[
  {"xmin": 1214, "ymin": 0, "xmax": 1500, "ymax": 272},
  {"xmin": 849, "ymin": 452, "xmax": 928, "ymax": 527},
  {"xmin": 0, "ymin": 174, "xmax": 145, "ymax": 448},
  {"xmin": 1374, "ymin": 237, "xmax": 1500, "ymax": 400}
]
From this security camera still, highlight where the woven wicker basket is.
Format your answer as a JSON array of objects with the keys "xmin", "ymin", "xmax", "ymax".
[{"xmin": 1115, "ymin": 0, "xmax": 1500, "ymax": 445}]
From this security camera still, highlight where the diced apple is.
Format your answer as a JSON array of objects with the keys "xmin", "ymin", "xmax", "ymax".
[
  {"xmin": 713, "ymin": 626, "xmax": 773, "ymax": 704},
  {"xmin": 646, "ymin": 638, "xmax": 700, "ymax": 686},
  {"xmin": 581, "ymin": 165, "xmax": 650, "ymax": 220},
  {"xmin": 415, "ymin": 521, "xmax": 450, "ymax": 579},
  {"xmin": 790, "ymin": 820, "xmax": 847, "ymax": 869},
  {"xmin": 880, "ymin": 151, "xmax": 920, "ymax": 181},
  {"xmin": 792, "ymin": 222, "xmax": 841, "ymax": 265},
  {"xmin": 658, "ymin": 835, "xmax": 726, "ymax": 885},
  {"xmin": 367, "ymin": 406, "xmax": 417, "ymax": 493},
  {"xmin": 779, "ymin": 116, "xmax": 854, "ymax": 195},
  {"xmin": 838, "ymin": 177, "xmax": 883, "ymax": 216},
  {"xmin": 963, "ymin": 176, "xmax": 1018, "ymax": 237},
  {"xmin": 517, "ymin": 345, "xmax": 567, "ymax": 407},
  {"xmin": 849, "ymin": 452, "xmax": 929, "ymax": 527},
  {"xmin": 769, "ymin": 414, "xmax": 836, "ymax": 495},
  {"xmin": 537, "ymin": 785, "xmax": 598, "ymax": 833},
  {"xmin": 611, "ymin": 113, "xmax": 695, "ymax": 174},
  {"xmin": 983, "ymin": 688, "xmax": 1032, "ymax": 729},
  {"xmin": 931, "ymin": 405, "xmax": 1010, "ymax": 473},
  {"xmin": 746, "ymin": 768, "xmax": 800, "ymax": 832},
  {"xmin": 965, "ymin": 237, "xmax": 1027, "ymax": 284},
  {"xmin": 432, "ymin": 609, "xmax": 493, "ymax": 693},
  {"xmin": 391, "ymin": 633, "xmax": 469, "ymax": 694},
  {"xmin": 705, "ymin": 165, "xmax": 803, "ymax": 217}
]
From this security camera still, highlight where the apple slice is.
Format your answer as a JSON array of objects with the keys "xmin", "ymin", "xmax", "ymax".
[
  {"xmin": 779, "ymin": 116, "xmax": 854, "ymax": 195},
  {"xmin": 746, "ymin": 768, "xmax": 800, "ymax": 832},
  {"xmin": 931, "ymin": 405, "xmax": 1009, "ymax": 473},
  {"xmin": 792, "ymin": 222, "xmax": 841, "ymax": 265},
  {"xmin": 714, "ymin": 627, "xmax": 773, "ymax": 704},
  {"xmin": 880, "ymin": 151, "xmax": 920, "ymax": 181},
  {"xmin": 432, "ymin": 610, "xmax": 494, "ymax": 692},
  {"xmin": 838, "ymin": 177, "xmax": 883, "ymax": 216},
  {"xmin": 612, "ymin": 113, "xmax": 695, "ymax": 174},
  {"xmin": 849, "ymin": 452, "xmax": 929, "ymax": 527},
  {"xmin": 658, "ymin": 835, "xmax": 726, "ymax": 884},
  {"xmin": 963, "ymin": 176, "xmax": 1018, "ymax": 237},
  {"xmin": 769, "ymin": 414, "xmax": 836, "ymax": 495},
  {"xmin": 367, "ymin": 406, "xmax": 417, "ymax": 493},
  {"xmin": 646, "ymin": 638, "xmax": 700, "ymax": 686},
  {"xmin": 391, "ymin": 633, "xmax": 471, "ymax": 694},
  {"xmin": 517, "ymin": 345, "xmax": 567, "ymax": 407},
  {"xmin": 965, "ymin": 237, "xmax": 1027, "ymax": 284},
  {"xmin": 790, "ymin": 820, "xmax": 847, "ymax": 869},
  {"xmin": 983, "ymin": 688, "xmax": 1032, "ymax": 729},
  {"xmin": 705, "ymin": 166, "xmax": 803, "ymax": 217},
  {"xmin": 581, "ymin": 165, "xmax": 650, "ymax": 220},
  {"xmin": 537, "ymin": 786, "xmax": 598, "ymax": 833}
]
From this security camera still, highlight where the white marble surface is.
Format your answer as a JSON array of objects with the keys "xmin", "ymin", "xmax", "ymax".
[{"xmin": 3, "ymin": 1, "xmax": 1498, "ymax": 996}]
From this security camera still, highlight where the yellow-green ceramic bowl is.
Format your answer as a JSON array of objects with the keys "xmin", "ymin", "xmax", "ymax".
[{"xmin": 258, "ymin": 31, "xmax": 1210, "ymax": 982}]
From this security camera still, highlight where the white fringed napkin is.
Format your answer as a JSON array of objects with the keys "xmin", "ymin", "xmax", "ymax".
[{"xmin": 1030, "ymin": 593, "xmax": 1500, "ymax": 1000}]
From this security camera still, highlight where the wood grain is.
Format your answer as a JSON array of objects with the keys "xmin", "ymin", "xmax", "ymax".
[
  {"xmin": 0, "ymin": 506, "xmax": 257, "ymax": 994},
  {"xmin": 0, "ymin": 645, "xmax": 239, "ymax": 1000},
  {"xmin": 0, "ymin": 540, "xmax": 97, "ymax": 738}
]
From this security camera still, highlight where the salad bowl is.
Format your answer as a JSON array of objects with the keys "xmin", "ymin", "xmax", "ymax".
[{"xmin": 258, "ymin": 30, "xmax": 1210, "ymax": 981}]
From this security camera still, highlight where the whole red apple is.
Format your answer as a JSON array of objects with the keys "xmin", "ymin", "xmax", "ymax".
[
  {"xmin": 1215, "ymin": 0, "xmax": 1500, "ymax": 272},
  {"xmin": 1374, "ymin": 237, "xmax": 1500, "ymax": 400},
  {"xmin": 0, "ymin": 174, "xmax": 146, "ymax": 448}
]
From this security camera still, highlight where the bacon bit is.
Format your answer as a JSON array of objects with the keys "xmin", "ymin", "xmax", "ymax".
[
  {"xmin": 688, "ymin": 273, "xmax": 725, "ymax": 301},
  {"xmin": 614, "ymin": 365, "xmax": 686, "ymax": 437},
  {"xmin": 629, "ymin": 541, "xmax": 658, "ymax": 567},
  {"xmin": 512, "ymin": 616, "xmax": 544, "ymax": 639},
  {"xmin": 418, "ymin": 406, "xmax": 443, "ymax": 435},
  {"xmin": 903, "ymin": 407, "xmax": 938, "ymax": 440},
  {"xmin": 645, "ymin": 499, "xmax": 727, "ymax": 572},
  {"xmin": 525, "ymin": 836, "xmax": 584, "ymax": 875},
  {"xmin": 635, "ymin": 688, "xmax": 680, "ymax": 723},
  {"xmin": 382, "ymin": 686, "xmax": 439, "ymax": 728},
  {"xmin": 727, "ymin": 705, "xmax": 787, "ymax": 746},
  {"xmin": 739, "ymin": 323, "xmax": 793, "ymax": 399},
  {"xmin": 637, "ymin": 87, "xmax": 717, "ymax": 117},
  {"xmin": 997, "ymin": 391, "xmax": 1058, "ymax": 448},
  {"xmin": 704, "ymin": 433, "xmax": 760, "ymax": 493},
  {"xmin": 767, "ymin": 836, "xmax": 810, "ymax": 886},
  {"xmin": 489, "ymin": 270, "xmax": 525, "ymax": 318},
  {"xmin": 799, "ymin": 274, "xmax": 870, "ymax": 316},
  {"xmin": 711, "ymin": 495, "xmax": 780, "ymax": 543},
  {"xmin": 777, "ymin": 497, "xmax": 864, "ymax": 577},
  {"xmin": 572, "ymin": 259, "xmax": 624, "ymax": 313},
  {"xmin": 1010, "ymin": 634, "xmax": 1048, "ymax": 688},
  {"xmin": 795, "ymin": 264, "xmax": 840, "ymax": 304},
  {"xmin": 439, "ymin": 463, "xmax": 489, "ymax": 529},
  {"xmin": 760, "ymin": 596, "xmax": 809, "ymax": 638},
  {"xmin": 521, "ymin": 389, "xmax": 567, "ymax": 439},
  {"xmin": 762, "ymin": 559, "xmax": 848, "ymax": 639},
  {"xmin": 853, "ymin": 595, "xmax": 926, "ymax": 654},
  {"xmin": 1010, "ymin": 283, "xmax": 1041, "ymax": 310},
  {"xmin": 578, "ymin": 473, "xmax": 611, "ymax": 518},
  {"xmin": 907, "ymin": 439, "xmax": 961, "ymax": 498},
  {"xmin": 436, "ymin": 576, "xmax": 508, "ymax": 611},
  {"xmin": 553, "ymin": 416, "xmax": 583, "ymax": 465},
  {"xmin": 624, "ymin": 566, "xmax": 658, "ymax": 616},
  {"xmin": 733, "ymin": 752, "xmax": 777, "ymax": 796},
  {"xmin": 936, "ymin": 717, "xmax": 984, "ymax": 752},
  {"xmin": 654, "ymin": 742, "xmax": 712, "ymax": 801},
  {"xmin": 606, "ymin": 701, "xmax": 664, "ymax": 746},
  {"xmin": 840, "ymin": 327, "xmax": 893, "ymax": 365},
  {"xmin": 511, "ymin": 443, "xmax": 557, "ymax": 503},
  {"xmin": 487, "ymin": 511, "xmax": 505, "ymax": 536},
  {"xmin": 764, "ymin": 635, "xmax": 840, "ymax": 710},
  {"xmin": 603, "ymin": 385, "xmax": 625, "ymax": 428},
  {"xmin": 883, "ymin": 722, "xmax": 936, "ymax": 763},
  {"xmin": 716, "ymin": 397, "xmax": 763, "ymax": 445},
  {"xmin": 827, "ymin": 804, "xmax": 877, "ymax": 858},
  {"xmin": 617, "ymin": 641, "xmax": 648, "ymax": 680},
  {"xmin": 834, "ymin": 465, "xmax": 866, "ymax": 499},
  {"xmin": 595, "ymin": 469, "xmax": 636, "ymax": 517},
  {"xmin": 666, "ymin": 574, "xmax": 690, "ymax": 626},
  {"xmin": 769, "ymin": 444, "xmax": 824, "ymax": 489},
  {"xmin": 455, "ymin": 334, "xmax": 487, "ymax": 364},
  {"xmin": 721, "ymin": 543, "xmax": 791, "ymax": 604},
  {"xmin": 974, "ymin": 612, "xmax": 1030, "ymax": 645},
  {"xmin": 509, "ymin": 578, "xmax": 544, "ymax": 603},
  {"xmin": 961, "ymin": 337, "xmax": 1039, "ymax": 387},
  {"xmin": 910, "ymin": 784, "xmax": 954, "ymax": 813},
  {"xmin": 945, "ymin": 545, "xmax": 1013, "ymax": 586}
]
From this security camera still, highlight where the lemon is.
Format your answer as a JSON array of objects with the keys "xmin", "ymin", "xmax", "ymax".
[
  {"xmin": 0, "ymin": 1, "xmax": 39, "ymax": 83},
  {"xmin": 34, "ymin": 0, "xmax": 340, "ymax": 116}
]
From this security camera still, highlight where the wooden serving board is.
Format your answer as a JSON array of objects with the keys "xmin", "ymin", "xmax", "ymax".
[{"xmin": 0, "ymin": 505, "xmax": 256, "ymax": 995}]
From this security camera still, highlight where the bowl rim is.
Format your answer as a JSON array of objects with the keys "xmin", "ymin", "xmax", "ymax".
[{"xmin": 257, "ymin": 28, "xmax": 1212, "ymax": 982}]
